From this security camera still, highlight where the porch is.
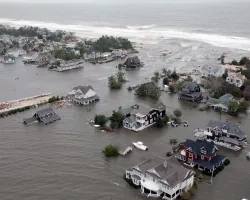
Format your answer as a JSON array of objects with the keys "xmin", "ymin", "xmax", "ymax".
[
  {"xmin": 194, "ymin": 155, "xmax": 226, "ymax": 172},
  {"xmin": 141, "ymin": 179, "xmax": 162, "ymax": 198}
]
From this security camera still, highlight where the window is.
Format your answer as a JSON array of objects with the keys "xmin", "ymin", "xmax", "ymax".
[{"xmin": 201, "ymin": 155, "xmax": 204, "ymax": 160}]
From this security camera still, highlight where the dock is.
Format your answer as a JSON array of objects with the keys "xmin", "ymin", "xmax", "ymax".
[{"xmin": 0, "ymin": 93, "xmax": 53, "ymax": 114}]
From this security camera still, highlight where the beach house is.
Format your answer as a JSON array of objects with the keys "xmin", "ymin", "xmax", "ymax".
[
  {"xmin": 67, "ymin": 85, "xmax": 99, "ymax": 105},
  {"xmin": 207, "ymin": 94, "xmax": 237, "ymax": 112},
  {"xmin": 23, "ymin": 107, "xmax": 61, "ymax": 125},
  {"xmin": 123, "ymin": 102, "xmax": 167, "ymax": 131},
  {"xmin": 226, "ymin": 72, "xmax": 246, "ymax": 87},
  {"xmin": 178, "ymin": 82, "xmax": 203, "ymax": 102},
  {"xmin": 125, "ymin": 156, "xmax": 194, "ymax": 199},
  {"xmin": 177, "ymin": 139, "xmax": 226, "ymax": 173}
]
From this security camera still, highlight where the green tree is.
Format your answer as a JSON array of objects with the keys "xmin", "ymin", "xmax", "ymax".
[
  {"xmin": 239, "ymin": 57, "xmax": 249, "ymax": 66},
  {"xmin": 108, "ymin": 75, "xmax": 122, "ymax": 89},
  {"xmin": 170, "ymin": 70, "xmax": 179, "ymax": 80},
  {"xmin": 116, "ymin": 71, "xmax": 126, "ymax": 83},
  {"xmin": 109, "ymin": 110, "xmax": 124, "ymax": 129},
  {"xmin": 103, "ymin": 145, "xmax": 119, "ymax": 157},
  {"xmin": 94, "ymin": 115, "xmax": 107, "ymax": 126},
  {"xmin": 169, "ymin": 85, "xmax": 175, "ymax": 93},
  {"xmin": 163, "ymin": 115, "xmax": 170, "ymax": 124},
  {"xmin": 238, "ymin": 101, "xmax": 249, "ymax": 113},
  {"xmin": 173, "ymin": 109, "xmax": 182, "ymax": 118},
  {"xmin": 163, "ymin": 77, "xmax": 169, "ymax": 85},
  {"xmin": 228, "ymin": 101, "xmax": 239, "ymax": 116},
  {"xmin": 155, "ymin": 117, "xmax": 164, "ymax": 128},
  {"xmin": 231, "ymin": 60, "xmax": 239, "ymax": 66}
]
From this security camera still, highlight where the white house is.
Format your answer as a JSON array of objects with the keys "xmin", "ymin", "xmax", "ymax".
[
  {"xmin": 226, "ymin": 72, "xmax": 246, "ymax": 87},
  {"xmin": 125, "ymin": 156, "xmax": 194, "ymax": 200},
  {"xmin": 67, "ymin": 85, "xmax": 99, "ymax": 105},
  {"xmin": 199, "ymin": 65, "xmax": 225, "ymax": 78},
  {"xmin": 123, "ymin": 103, "xmax": 167, "ymax": 132}
]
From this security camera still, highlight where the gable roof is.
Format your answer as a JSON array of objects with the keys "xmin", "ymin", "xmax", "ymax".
[
  {"xmin": 140, "ymin": 82, "xmax": 159, "ymax": 92},
  {"xmin": 181, "ymin": 81, "xmax": 199, "ymax": 92},
  {"xmin": 142, "ymin": 156, "xmax": 192, "ymax": 188},
  {"xmin": 134, "ymin": 156, "xmax": 163, "ymax": 173},
  {"xmin": 201, "ymin": 64, "xmax": 221, "ymax": 73},
  {"xmin": 36, "ymin": 107, "xmax": 55, "ymax": 117},
  {"xmin": 182, "ymin": 139, "xmax": 216, "ymax": 157},
  {"xmin": 125, "ymin": 56, "xmax": 140, "ymax": 65},
  {"xmin": 132, "ymin": 105, "xmax": 152, "ymax": 116},
  {"xmin": 153, "ymin": 102, "xmax": 166, "ymax": 111},
  {"xmin": 207, "ymin": 120, "xmax": 246, "ymax": 138},
  {"xmin": 73, "ymin": 85, "xmax": 94, "ymax": 95},
  {"xmin": 207, "ymin": 94, "xmax": 236, "ymax": 108}
]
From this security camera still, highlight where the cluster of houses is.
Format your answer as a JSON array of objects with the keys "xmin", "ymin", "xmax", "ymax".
[{"xmin": 125, "ymin": 118, "xmax": 248, "ymax": 199}]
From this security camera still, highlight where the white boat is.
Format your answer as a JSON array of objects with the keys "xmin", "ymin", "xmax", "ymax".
[
  {"xmin": 132, "ymin": 141, "xmax": 148, "ymax": 151},
  {"xmin": 94, "ymin": 124, "xmax": 100, "ymax": 128}
]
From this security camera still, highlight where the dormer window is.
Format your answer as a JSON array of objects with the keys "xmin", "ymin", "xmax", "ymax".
[{"xmin": 200, "ymin": 147, "xmax": 207, "ymax": 154}]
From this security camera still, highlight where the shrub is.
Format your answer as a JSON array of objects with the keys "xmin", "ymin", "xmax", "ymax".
[
  {"xmin": 231, "ymin": 60, "xmax": 239, "ymax": 66},
  {"xmin": 181, "ymin": 192, "xmax": 191, "ymax": 200},
  {"xmin": 170, "ymin": 139, "xmax": 178, "ymax": 145},
  {"xmin": 127, "ymin": 86, "xmax": 133, "ymax": 91},
  {"xmin": 173, "ymin": 109, "xmax": 182, "ymax": 118},
  {"xmin": 163, "ymin": 77, "xmax": 169, "ymax": 85},
  {"xmin": 94, "ymin": 115, "xmax": 107, "ymax": 127},
  {"xmin": 155, "ymin": 117, "xmax": 164, "ymax": 128},
  {"xmin": 166, "ymin": 152, "xmax": 172, "ymax": 157},
  {"xmin": 224, "ymin": 158, "xmax": 230, "ymax": 166},
  {"xmin": 168, "ymin": 85, "xmax": 175, "ymax": 93},
  {"xmin": 217, "ymin": 164, "xmax": 224, "ymax": 172},
  {"xmin": 103, "ymin": 144, "xmax": 119, "ymax": 157},
  {"xmin": 109, "ymin": 110, "xmax": 124, "ymax": 129},
  {"xmin": 48, "ymin": 96, "xmax": 60, "ymax": 103}
]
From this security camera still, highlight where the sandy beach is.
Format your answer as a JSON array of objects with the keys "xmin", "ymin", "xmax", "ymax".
[{"xmin": 0, "ymin": 93, "xmax": 53, "ymax": 114}]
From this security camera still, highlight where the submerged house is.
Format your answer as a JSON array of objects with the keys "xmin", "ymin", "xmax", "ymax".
[
  {"xmin": 23, "ymin": 107, "xmax": 61, "ymax": 125},
  {"xmin": 123, "ymin": 102, "xmax": 167, "ymax": 132},
  {"xmin": 177, "ymin": 139, "xmax": 226, "ymax": 173},
  {"xmin": 123, "ymin": 56, "xmax": 142, "ymax": 68},
  {"xmin": 226, "ymin": 72, "xmax": 246, "ymax": 88},
  {"xmin": 125, "ymin": 156, "xmax": 194, "ymax": 199},
  {"xmin": 199, "ymin": 64, "xmax": 225, "ymax": 78},
  {"xmin": 206, "ymin": 120, "xmax": 247, "ymax": 142},
  {"xmin": 67, "ymin": 85, "xmax": 99, "ymax": 105},
  {"xmin": 178, "ymin": 82, "xmax": 203, "ymax": 102},
  {"xmin": 207, "ymin": 94, "xmax": 237, "ymax": 113},
  {"xmin": 3, "ymin": 55, "xmax": 15, "ymax": 64}
]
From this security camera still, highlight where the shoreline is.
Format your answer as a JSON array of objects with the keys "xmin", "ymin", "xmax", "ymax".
[{"xmin": 0, "ymin": 93, "xmax": 53, "ymax": 114}]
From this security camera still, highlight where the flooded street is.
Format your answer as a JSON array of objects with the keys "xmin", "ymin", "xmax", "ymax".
[{"xmin": 0, "ymin": 40, "xmax": 250, "ymax": 200}]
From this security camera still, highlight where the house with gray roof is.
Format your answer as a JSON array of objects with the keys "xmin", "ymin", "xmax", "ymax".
[
  {"xmin": 123, "ymin": 102, "xmax": 167, "ymax": 132},
  {"xmin": 199, "ymin": 64, "xmax": 225, "ymax": 78},
  {"xmin": 125, "ymin": 155, "xmax": 194, "ymax": 199},
  {"xmin": 23, "ymin": 107, "xmax": 61, "ymax": 125},
  {"xmin": 3, "ymin": 55, "xmax": 15, "ymax": 64},
  {"xmin": 67, "ymin": 85, "xmax": 99, "ymax": 106},
  {"xmin": 123, "ymin": 56, "xmax": 142, "ymax": 68},
  {"xmin": 207, "ymin": 120, "xmax": 247, "ymax": 142},
  {"xmin": 178, "ymin": 81, "xmax": 203, "ymax": 102},
  {"xmin": 207, "ymin": 94, "xmax": 237, "ymax": 112}
]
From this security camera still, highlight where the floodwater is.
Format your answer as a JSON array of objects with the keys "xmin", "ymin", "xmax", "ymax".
[{"xmin": 0, "ymin": 42, "xmax": 250, "ymax": 200}]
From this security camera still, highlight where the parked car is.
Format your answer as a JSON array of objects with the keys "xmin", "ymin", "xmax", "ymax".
[
  {"xmin": 183, "ymin": 121, "xmax": 189, "ymax": 127},
  {"xmin": 171, "ymin": 121, "xmax": 178, "ymax": 127}
]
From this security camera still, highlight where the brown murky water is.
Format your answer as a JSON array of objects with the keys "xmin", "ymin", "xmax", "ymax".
[{"xmin": 0, "ymin": 40, "xmax": 250, "ymax": 200}]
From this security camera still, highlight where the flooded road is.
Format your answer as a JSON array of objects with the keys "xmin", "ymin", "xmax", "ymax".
[{"xmin": 0, "ymin": 40, "xmax": 250, "ymax": 200}]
